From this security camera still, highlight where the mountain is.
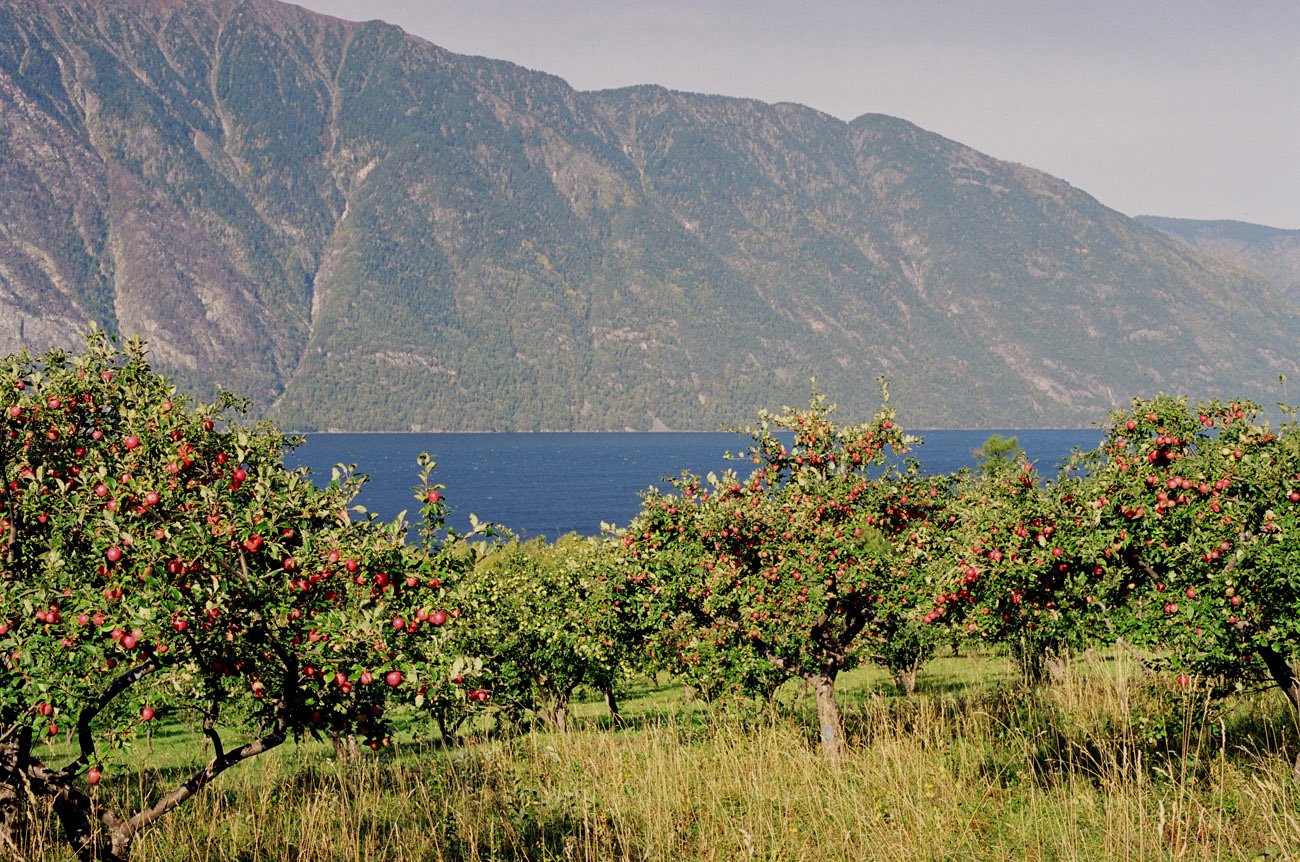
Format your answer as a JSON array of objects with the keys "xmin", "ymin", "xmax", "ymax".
[
  {"xmin": 1136, "ymin": 216, "xmax": 1300, "ymax": 302},
  {"xmin": 1, "ymin": 0, "xmax": 1297, "ymax": 431}
]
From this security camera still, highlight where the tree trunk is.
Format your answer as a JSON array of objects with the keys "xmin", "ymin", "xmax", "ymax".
[
  {"xmin": 1014, "ymin": 636, "xmax": 1045, "ymax": 686},
  {"xmin": 0, "ymin": 745, "xmax": 27, "ymax": 861},
  {"xmin": 26, "ymin": 765, "xmax": 132, "ymax": 862},
  {"xmin": 0, "ymin": 789, "xmax": 23, "ymax": 862},
  {"xmin": 331, "ymin": 733, "xmax": 362, "ymax": 763},
  {"xmin": 809, "ymin": 674, "xmax": 845, "ymax": 761},
  {"xmin": 51, "ymin": 786, "xmax": 130, "ymax": 862},
  {"xmin": 540, "ymin": 695, "xmax": 569, "ymax": 733},
  {"xmin": 1045, "ymin": 650, "xmax": 1070, "ymax": 686},
  {"xmin": 893, "ymin": 667, "xmax": 918, "ymax": 697},
  {"xmin": 601, "ymin": 684, "xmax": 625, "ymax": 729},
  {"xmin": 436, "ymin": 713, "xmax": 458, "ymax": 747},
  {"xmin": 1258, "ymin": 646, "xmax": 1300, "ymax": 781}
]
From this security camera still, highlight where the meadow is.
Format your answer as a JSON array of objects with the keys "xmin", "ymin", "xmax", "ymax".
[{"xmin": 20, "ymin": 649, "xmax": 1300, "ymax": 862}]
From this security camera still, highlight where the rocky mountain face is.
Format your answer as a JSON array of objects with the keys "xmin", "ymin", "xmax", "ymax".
[
  {"xmin": 1137, "ymin": 216, "xmax": 1300, "ymax": 302},
  {"xmin": 2, "ymin": 0, "xmax": 1297, "ymax": 430}
]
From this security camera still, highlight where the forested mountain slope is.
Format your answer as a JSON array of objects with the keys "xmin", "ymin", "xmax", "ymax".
[
  {"xmin": 2, "ymin": 0, "xmax": 1296, "ymax": 429},
  {"xmin": 1137, "ymin": 216, "xmax": 1300, "ymax": 302}
]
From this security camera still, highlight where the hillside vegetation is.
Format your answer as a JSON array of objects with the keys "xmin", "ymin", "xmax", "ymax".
[
  {"xmin": 1138, "ymin": 215, "xmax": 1300, "ymax": 301},
  {"xmin": 1, "ymin": 0, "xmax": 1298, "ymax": 430}
]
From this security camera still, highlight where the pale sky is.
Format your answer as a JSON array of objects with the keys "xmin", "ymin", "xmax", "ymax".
[{"xmin": 290, "ymin": 0, "xmax": 1300, "ymax": 229}]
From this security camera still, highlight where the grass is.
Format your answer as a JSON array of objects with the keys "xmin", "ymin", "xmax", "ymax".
[{"xmin": 20, "ymin": 650, "xmax": 1300, "ymax": 861}]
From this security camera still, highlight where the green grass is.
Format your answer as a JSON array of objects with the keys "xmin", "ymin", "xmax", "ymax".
[{"xmin": 21, "ymin": 651, "xmax": 1300, "ymax": 861}]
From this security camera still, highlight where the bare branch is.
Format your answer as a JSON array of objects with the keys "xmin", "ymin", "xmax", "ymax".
[
  {"xmin": 1114, "ymin": 638, "xmax": 1157, "ymax": 677},
  {"xmin": 1120, "ymin": 548, "xmax": 1163, "ymax": 585},
  {"xmin": 61, "ymin": 661, "xmax": 160, "ymax": 778},
  {"xmin": 4, "ymin": 509, "xmax": 15, "ymax": 567},
  {"xmin": 118, "ymin": 729, "xmax": 285, "ymax": 844},
  {"xmin": 200, "ymin": 714, "xmax": 225, "ymax": 762}
]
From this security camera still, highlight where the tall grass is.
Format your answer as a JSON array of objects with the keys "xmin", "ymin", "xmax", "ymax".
[{"xmin": 23, "ymin": 652, "xmax": 1300, "ymax": 861}]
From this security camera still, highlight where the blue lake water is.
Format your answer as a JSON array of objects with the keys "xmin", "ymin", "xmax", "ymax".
[{"xmin": 284, "ymin": 429, "xmax": 1100, "ymax": 540}]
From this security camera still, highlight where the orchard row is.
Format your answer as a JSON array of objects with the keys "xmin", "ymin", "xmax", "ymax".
[{"xmin": 3, "ymin": 333, "xmax": 1299, "ymax": 860}]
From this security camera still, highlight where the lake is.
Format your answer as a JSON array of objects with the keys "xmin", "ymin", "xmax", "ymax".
[{"xmin": 284, "ymin": 429, "xmax": 1100, "ymax": 540}]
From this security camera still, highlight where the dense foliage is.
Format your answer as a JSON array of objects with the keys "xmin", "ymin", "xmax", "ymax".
[
  {"xmin": 449, "ymin": 535, "xmax": 629, "ymax": 733},
  {"xmin": 621, "ymin": 389, "xmax": 952, "ymax": 757},
  {"xmin": 7, "ymin": 326, "xmax": 1300, "ymax": 859},
  {"xmin": 918, "ymin": 459, "xmax": 1110, "ymax": 683},
  {"xmin": 1081, "ymin": 397, "xmax": 1300, "ymax": 695},
  {"xmin": 0, "ymin": 332, "xmax": 466, "ymax": 861},
  {"xmin": 929, "ymin": 395, "xmax": 1300, "ymax": 757}
]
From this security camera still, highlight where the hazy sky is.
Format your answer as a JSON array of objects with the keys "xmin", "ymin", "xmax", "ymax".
[{"xmin": 290, "ymin": 1, "xmax": 1299, "ymax": 228}]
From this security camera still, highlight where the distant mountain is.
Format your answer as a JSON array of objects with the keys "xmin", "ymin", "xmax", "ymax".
[
  {"xmin": 1, "ymin": 0, "xmax": 1297, "ymax": 431},
  {"xmin": 1136, "ymin": 216, "xmax": 1300, "ymax": 302}
]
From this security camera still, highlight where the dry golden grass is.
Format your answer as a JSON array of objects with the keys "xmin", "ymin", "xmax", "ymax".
[{"xmin": 22, "ymin": 652, "xmax": 1300, "ymax": 861}]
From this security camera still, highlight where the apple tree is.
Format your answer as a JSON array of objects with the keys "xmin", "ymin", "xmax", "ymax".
[
  {"xmin": 0, "ymin": 332, "xmax": 461, "ymax": 861},
  {"xmin": 852, "ymin": 605, "xmax": 943, "ymax": 696},
  {"xmin": 448, "ymin": 534, "xmax": 629, "ymax": 733},
  {"xmin": 640, "ymin": 611, "xmax": 789, "ymax": 703},
  {"xmin": 1074, "ymin": 396, "xmax": 1300, "ymax": 763},
  {"xmin": 621, "ymin": 389, "xmax": 944, "ymax": 758},
  {"xmin": 396, "ymin": 455, "xmax": 494, "ymax": 746},
  {"xmin": 917, "ymin": 459, "xmax": 1114, "ymax": 684}
]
